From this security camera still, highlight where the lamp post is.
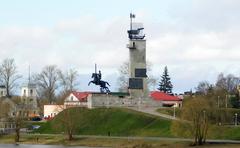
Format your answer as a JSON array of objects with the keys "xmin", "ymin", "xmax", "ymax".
[
  {"xmin": 225, "ymin": 95, "xmax": 228, "ymax": 108},
  {"xmin": 235, "ymin": 113, "xmax": 238, "ymax": 126},
  {"xmin": 203, "ymin": 110, "xmax": 206, "ymax": 121},
  {"xmin": 173, "ymin": 106, "xmax": 176, "ymax": 118},
  {"xmin": 107, "ymin": 93, "xmax": 109, "ymax": 108},
  {"xmin": 138, "ymin": 90, "xmax": 144, "ymax": 111}
]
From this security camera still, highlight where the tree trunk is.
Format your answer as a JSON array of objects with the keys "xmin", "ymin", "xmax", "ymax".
[
  {"xmin": 15, "ymin": 128, "xmax": 20, "ymax": 142},
  {"xmin": 68, "ymin": 131, "xmax": 73, "ymax": 141},
  {"xmin": 6, "ymin": 84, "xmax": 10, "ymax": 97}
]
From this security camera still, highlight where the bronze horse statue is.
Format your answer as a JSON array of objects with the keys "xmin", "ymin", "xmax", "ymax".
[{"xmin": 88, "ymin": 71, "xmax": 110, "ymax": 93}]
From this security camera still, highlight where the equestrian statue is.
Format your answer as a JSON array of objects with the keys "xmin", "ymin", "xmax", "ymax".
[{"xmin": 88, "ymin": 64, "xmax": 110, "ymax": 93}]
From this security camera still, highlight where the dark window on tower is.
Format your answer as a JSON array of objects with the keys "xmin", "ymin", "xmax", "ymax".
[
  {"xmin": 30, "ymin": 89, "xmax": 33, "ymax": 96},
  {"xmin": 129, "ymin": 78, "xmax": 143, "ymax": 89},
  {"xmin": 135, "ymin": 68, "xmax": 147, "ymax": 77}
]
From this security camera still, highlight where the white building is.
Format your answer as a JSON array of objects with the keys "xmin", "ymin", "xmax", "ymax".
[
  {"xmin": 0, "ymin": 85, "xmax": 6, "ymax": 97},
  {"xmin": 44, "ymin": 105, "xmax": 64, "ymax": 119},
  {"xmin": 64, "ymin": 91, "xmax": 89, "ymax": 107}
]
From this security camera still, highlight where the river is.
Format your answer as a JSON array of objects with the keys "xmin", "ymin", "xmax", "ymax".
[{"xmin": 0, "ymin": 144, "xmax": 103, "ymax": 148}]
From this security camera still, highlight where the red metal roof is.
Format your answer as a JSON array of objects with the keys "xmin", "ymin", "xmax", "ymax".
[
  {"xmin": 72, "ymin": 91, "xmax": 89, "ymax": 102},
  {"xmin": 150, "ymin": 91, "xmax": 182, "ymax": 101}
]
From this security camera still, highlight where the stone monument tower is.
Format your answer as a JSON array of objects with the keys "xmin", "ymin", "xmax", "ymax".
[{"xmin": 127, "ymin": 13, "xmax": 147, "ymax": 98}]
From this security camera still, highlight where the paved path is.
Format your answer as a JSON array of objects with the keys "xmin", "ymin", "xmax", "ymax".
[
  {"xmin": 34, "ymin": 134, "xmax": 240, "ymax": 144},
  {"xmin": 77, "ymin": 135, "xmax": 240, "ymax": 144},
  {"xmin": 127, "ymin": 107, "xmax": 178, "ymax": 120}
]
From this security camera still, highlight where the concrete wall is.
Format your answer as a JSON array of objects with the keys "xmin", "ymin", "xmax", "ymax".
[{"xmin": 89, "ymin": 93, "xmax": 163, "ymax": 108}]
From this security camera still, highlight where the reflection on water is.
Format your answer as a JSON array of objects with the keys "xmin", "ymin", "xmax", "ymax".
[{"xmin": 0, "ymin": 144, "xmax": 99, "ymax": 148}]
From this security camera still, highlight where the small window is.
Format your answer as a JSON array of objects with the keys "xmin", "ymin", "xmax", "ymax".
[
  {"xmin": 23, "ymin": 89, "xmax": 26, "ymax": 96},
  {"xmin": 30, "ymin": 89, "xmax": 33, "ymax": 96},
  {"xmin": 71, "ymin": 96, "xmax": 73, "ymax": 101}
]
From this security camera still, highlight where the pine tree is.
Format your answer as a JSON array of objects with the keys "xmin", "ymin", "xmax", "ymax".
[{"xmin": 158, "ymin": 66, "xmax": 173, "ymax": 94}]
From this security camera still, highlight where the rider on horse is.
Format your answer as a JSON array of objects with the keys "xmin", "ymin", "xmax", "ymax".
[{"xmin": 88, "ymin": 67, "xmax": 110, "ymax": 93}]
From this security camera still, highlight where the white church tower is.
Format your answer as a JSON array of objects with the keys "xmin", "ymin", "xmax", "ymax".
[
  {"xmin": 21, "ymin": 83, "xmax": 37, "ymax": 99},
  {"xmin": 21, "ymin": 67, "xmax": 38, "ymax": 109}
]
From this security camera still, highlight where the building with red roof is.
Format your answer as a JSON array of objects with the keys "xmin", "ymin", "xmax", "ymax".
[
  {"xmin": 64, "ymin": 91, "xmax": 130, "ymax": 108},
  {"xmin": 64, "ymin": 91, "xmax": 90, "ymax": 108},
  {"xmin": 150, "ymin": 91, "xmax": 182, "ymax": 107}
]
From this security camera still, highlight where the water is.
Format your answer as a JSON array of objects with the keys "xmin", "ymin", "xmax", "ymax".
[{"xmin": 0, "ymin": 144, "xmax": 101, "ymax": 148}]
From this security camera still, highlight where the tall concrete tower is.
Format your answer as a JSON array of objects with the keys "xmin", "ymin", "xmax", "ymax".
[{"xmin": 127, "ymin": 13, "xmax": 147, "ymax": 98}]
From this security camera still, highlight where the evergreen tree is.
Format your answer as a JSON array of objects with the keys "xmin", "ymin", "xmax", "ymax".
[{"xmin": 158, "ymin": 66, "xmax": 173, "ymax": 94}]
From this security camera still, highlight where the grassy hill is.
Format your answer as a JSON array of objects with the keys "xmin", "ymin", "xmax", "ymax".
[
  {"xmin": 35, "ymin": 107, "xmax": 173, "ymax": 137},
  {"xmin": 34, "ymin": 107, "xmax": 240, "ymax": 140}
]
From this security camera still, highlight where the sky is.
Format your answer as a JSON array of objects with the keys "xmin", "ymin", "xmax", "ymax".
[{"xmin": 0, "ymin": 0, "xmax": 240, "ymax": 93}]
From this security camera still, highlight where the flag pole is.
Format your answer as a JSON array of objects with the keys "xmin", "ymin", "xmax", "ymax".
[
  {"xmin": 95, "ymin": 63, "xmax": 97, "ymax": 74},
  {"xmin": 130, "ymin": 13, "xmax": 132, "ymax": 31}
]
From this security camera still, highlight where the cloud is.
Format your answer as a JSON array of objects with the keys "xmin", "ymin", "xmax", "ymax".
[
  {"xmin": 0, "ymin": 16, "xmax": 131, "ymax": 92},
  {"xmin": 1, "ymin": 0, "xmax": 240, "ymax": 93}
]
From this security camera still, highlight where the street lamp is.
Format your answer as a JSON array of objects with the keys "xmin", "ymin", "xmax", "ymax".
[
  {"xmin": 107, "ymin": 93, "xmax": 109, "ymax": 108},
  {"xmin": 235, "ymin": 113, "xmax": 238, "ymax": 126},
  {"xmin": 203, "ymin": 110, "xmax": 206, "ymax": 121},
  {"xmin": 173, "ymin": 105, "xmax": 176, "ymax": 118},
  {"xmin": 138, "ymin": 90, "xmax": 144, "ymax": 111},
  {"xmin": 225, "ymin": 95, "xmax": 228, "ymax": 108}
]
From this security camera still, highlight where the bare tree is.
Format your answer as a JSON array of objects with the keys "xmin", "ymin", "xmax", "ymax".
[
  {"xmin": 13, "ymin": 113, "xmax": 25, "ymax": 142},
  {"xmin": 195, "ymin": 81, "xmax": 212, "ymax": 95},
  {"xmin": 58, "ymin": 69, "xmax": 79, "ymax": 96},
  {"xmin": 117, "ymin": 61, "xmax": 156, "ymax": 92},
  {"xmin": 173, "ymin": 97, "xmax": 210, "ymax": 145},
  {"xmin": 0, "ymin": 58, "xmax": 21, "ymax": 97},
  {"xmin": 54, "ymin": 106, "xmax": 78, "ymax": 141},
  {"xmin": 215, "ymin": 73, "xmax": 239, "ymax": 94},
  {"xmin": 11, "ymin": 97, "xmax": 28, "ymax": 142},
  {"xmin": 117, "ymin": 61, "xmax": 129, "ymax": 92},
  {"xmin": 34, "ymin": 65, "xmax": 60, "ymax": 103}
]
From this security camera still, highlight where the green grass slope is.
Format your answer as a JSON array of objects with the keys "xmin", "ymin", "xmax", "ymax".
[{"xmin": 36, "ymin": 107, "xmax": 172, "ymax": 137}]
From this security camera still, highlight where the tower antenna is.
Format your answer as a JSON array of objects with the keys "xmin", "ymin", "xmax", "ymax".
[
  {"xmin": 28, "ymin": 65, "xmax": 31, "ymax": 84},
  {"xmin": 130, "ymin": 13, "xmax": 135, "ymax": 31}
]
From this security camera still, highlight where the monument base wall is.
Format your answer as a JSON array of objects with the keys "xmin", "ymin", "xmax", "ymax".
[{"xmin": 88, "ymin": 93, "xmax": 163, "ymax": 109}]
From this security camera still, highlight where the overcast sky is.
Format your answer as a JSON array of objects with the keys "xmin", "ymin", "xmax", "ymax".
[{"xmin": 0, "ymin": 0, "xmax": 240, "ymax": 93}]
